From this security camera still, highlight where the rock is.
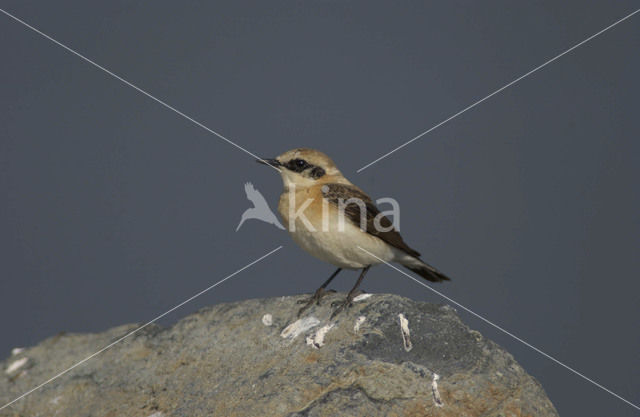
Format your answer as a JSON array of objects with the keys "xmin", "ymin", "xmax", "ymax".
[{"xmin": 0, "ymin": 293, "xmax": 558, "ymax": 416}]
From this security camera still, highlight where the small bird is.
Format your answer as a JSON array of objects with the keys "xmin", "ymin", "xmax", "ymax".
[
  {"xmin": 258, "ymin": 148, "xmax": 450, "ymax": 318},
  {"xmin": 236, "ymin": 182, "xmax": 285, "ymax": 232}
]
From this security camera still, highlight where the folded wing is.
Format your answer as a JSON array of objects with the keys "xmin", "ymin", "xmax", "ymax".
[{"xmin": 321, "ymin": 183, "xmax": 420, "ymax": 258}]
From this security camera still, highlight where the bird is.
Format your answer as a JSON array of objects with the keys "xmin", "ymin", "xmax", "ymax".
[
  {"xmin": 236, "ymin": 182, "xmax": 285, "ymax": 232},
  {"xmin": 257, "ymin": 148, "xmax": 450, "ymax": 318}
]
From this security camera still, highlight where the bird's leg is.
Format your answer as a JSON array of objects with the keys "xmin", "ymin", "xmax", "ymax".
[
  {"xmin": 297, "ymin": 268, "xmax": 342, "ymax": 316},
  {"xmin": 331, "ymin": 266, "xmax": 371, "ymax": 319}
]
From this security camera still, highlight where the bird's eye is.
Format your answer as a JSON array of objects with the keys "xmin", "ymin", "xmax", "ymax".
[{"xmin": 286, "ymin": 158, "xmax": 310, "ymax": 172}]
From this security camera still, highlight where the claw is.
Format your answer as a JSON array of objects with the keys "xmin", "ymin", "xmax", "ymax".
[
  {"xmin": 330, "ymin": 299, "xmax": 353, "ymax": 319},
  {"xmin": 297, "ymin": 287, "xmax": 334, "ymax": 317}
]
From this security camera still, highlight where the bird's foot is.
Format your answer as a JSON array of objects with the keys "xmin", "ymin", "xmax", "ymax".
[
  {"xmin": 329, "ymin": 290, "xmax": 366, "ymax": 319},
  {"xmin": 330, "ymin": 298, "xmax": 353, "ymax": 319},
  {"xmin": 297, "ymin": 287, "xmax": 336, "ymax": 316}
]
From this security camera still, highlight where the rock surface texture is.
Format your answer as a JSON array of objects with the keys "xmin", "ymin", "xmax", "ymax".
[{"xmin": 1, "ymin": 294, "xmax": 558, "ymax": 416}]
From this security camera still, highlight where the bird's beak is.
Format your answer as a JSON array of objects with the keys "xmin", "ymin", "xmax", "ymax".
[{"xmin": 256, "ymin": 158, "xmax": 281, "ymax": 169}]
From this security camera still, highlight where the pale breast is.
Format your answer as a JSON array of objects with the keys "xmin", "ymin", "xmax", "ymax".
[{"xmin": 278, "ymin": 188, "xmax": 395, "ymax": 269}]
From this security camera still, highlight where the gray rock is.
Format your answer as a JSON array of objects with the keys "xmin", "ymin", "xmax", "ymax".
[{"xmin": 0, "ymin": 293, "xmax": 558, "ymax": 416}]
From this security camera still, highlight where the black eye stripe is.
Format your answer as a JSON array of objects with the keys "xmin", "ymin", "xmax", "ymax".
[
  {"xmin": 309, "ymin": 166, "xmax": 325, "ymax": 179},
  {"xmin": 284, "ymin": 159, "xmax": 326, "ymax": 179},
  {"xmin": 286, "ymin": 158, "xmax": 310, "ymax": 172}
]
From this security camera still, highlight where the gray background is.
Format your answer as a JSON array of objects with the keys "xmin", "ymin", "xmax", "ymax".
[{"xmin": 1, "ymin": 1, "xmax": 638, "ymax": 415}]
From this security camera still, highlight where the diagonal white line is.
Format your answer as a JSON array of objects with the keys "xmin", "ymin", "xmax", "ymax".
[
  {"xmin": 357, "ymin": 246, "xmax": 640, "ymax": 411},
  {"xmin": 356, "ymin": 8, "xmax": 640, "ymax": 173},
  {"xmin": 0, "ymin": 8, "xmax": 281, "ymax": 172},
  {"xmin": 0, "ymin": 245, "xmax": 283, "ymax": 411}
]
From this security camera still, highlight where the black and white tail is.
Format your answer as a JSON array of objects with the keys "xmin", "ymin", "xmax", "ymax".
[{"xmin": 400, "ymin": 256, "xmax": 450, "ymax": 283}]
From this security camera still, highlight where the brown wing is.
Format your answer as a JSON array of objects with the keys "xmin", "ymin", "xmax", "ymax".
[{"xmin": 322, "ymin": 183, "xmax": 421, "ymax": 258}]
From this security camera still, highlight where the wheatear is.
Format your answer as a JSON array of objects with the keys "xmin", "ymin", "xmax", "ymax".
[{"xmin": 258, "ymin": 148, "xmax": 450, "ymax": 317}]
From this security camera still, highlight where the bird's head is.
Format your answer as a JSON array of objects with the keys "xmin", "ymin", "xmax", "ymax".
[{"xmin": 257, "ymin": 148, "xmax": 346, "ymax": 189}]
